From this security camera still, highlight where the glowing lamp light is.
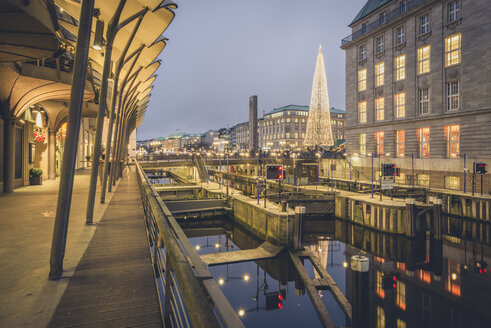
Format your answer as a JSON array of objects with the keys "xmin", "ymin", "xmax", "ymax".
[
  {"xmin": 243, "ymin": 274, "xmax": 250, "ymax": 282},
  {"xmin": 214, "ymin": 243, "xmax": 220, "ymax": 248},
  {"xmin": 342, "ymin": 261, "xmax": 348, "ymax": 268},
  {"xmin": 218, "ymin": 278, "xmax": 225, "ymax": 285},
  {"xmin": 451, "ymin": 273, "xmax": 457, "ymax": 280},
  {"xmin": 238, "ymin": 309, "xmax": 245, "ymax": 317},
  {"xmin": 195, "ymin": 245, "xmax": 200, "ymax": 250}
]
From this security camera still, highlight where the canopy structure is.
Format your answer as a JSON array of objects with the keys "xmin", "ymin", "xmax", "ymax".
[{"xmin": 0, "ymin": 0, "xmax": 60, "ymax": 62}]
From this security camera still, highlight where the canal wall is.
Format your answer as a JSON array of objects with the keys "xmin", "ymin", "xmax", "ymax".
[{"xmin": 231, "ymin": 192, "xmax": 295, "ymax": 247}]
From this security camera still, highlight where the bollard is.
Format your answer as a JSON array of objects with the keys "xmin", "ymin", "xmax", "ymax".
[
  {"xmin": 293, "ymin": 206, "xmax": 306, "ymax": 250},
  {"xmin": 350, "ymin": 255, "xmax": 369, "ymax": 328},
  {"xmin": 433, "ymin": 198, "xmax": 442, "ymax": 240},
  {"xmin": 405, "ymin": 198, "xmax": 416, "ymax": 237}
]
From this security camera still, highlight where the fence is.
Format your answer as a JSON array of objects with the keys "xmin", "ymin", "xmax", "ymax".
[{"xmin": 136, "ymin": 161, "xmax": 244, "ymax": 328}]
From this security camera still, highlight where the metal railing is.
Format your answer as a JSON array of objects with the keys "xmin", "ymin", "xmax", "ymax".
[
  {"xmin": 341, "ymin": 0, "xmax": 431, "ymax": 46},
  {"xmin": 136, "ymin": 161, "xmax": 244, "ymax": 328}
]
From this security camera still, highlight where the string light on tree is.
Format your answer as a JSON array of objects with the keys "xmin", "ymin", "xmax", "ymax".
[{"xmin": 303, "ymin": 45, "xmax": 334, "ymax": 149}]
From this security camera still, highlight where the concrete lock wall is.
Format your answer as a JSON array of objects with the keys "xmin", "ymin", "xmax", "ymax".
[
  {"xmin": 232, "ymin": 197, "xmax": 293, "ymax": 246},
  {"xmin": 335, "ymin": 195, "xmax": 406, "ymax": 235}
]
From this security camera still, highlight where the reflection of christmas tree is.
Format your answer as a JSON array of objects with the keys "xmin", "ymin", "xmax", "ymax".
[{"xmin": 304, "ymin": 45, "xmax": 334, "ymax": 149}]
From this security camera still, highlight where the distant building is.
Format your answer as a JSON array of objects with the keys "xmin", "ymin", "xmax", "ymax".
[
  {"xmin": 341, "ymin": 0, "xmax": 491, "ymax": 191},
  {"xmin": 235, "ymin": 122, "xmax": 249, "ymax": 150},
  {"xmin": 259, "ymin": 105, "xmax": 346, "ymax": 150}
]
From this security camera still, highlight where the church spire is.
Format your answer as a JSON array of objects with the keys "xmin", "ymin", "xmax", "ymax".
[{"xmin": 303, "ymin": 45, "xmax": 334, "ymax": 148}]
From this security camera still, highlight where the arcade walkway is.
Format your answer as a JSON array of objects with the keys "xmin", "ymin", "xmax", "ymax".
[{"xmin": 0, "ymin": 169, "xmax": 160, "ymax": 327}]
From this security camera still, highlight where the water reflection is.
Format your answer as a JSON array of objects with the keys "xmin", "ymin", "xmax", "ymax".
[
  {"xmin": 305, "ymin": 217, "xmax": 491, "ymax": 328},
  {"xmin": 181, "ymin": 215, "xmax": 490, "ymax": 327}
]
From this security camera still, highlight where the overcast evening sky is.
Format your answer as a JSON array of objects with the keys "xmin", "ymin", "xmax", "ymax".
[{"xmin": 137, "ymin": 0, "xmax": 367, "ymax": 141}]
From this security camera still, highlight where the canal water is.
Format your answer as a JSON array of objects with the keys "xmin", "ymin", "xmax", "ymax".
[{"xmin": 181, "ymin": 216, "xmax": 491, "ymax": 328}]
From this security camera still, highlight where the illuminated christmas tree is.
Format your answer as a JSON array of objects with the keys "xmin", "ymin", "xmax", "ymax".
[{"xmin": 303, "ymin": 45, "xmax": 334, "ymax": 149}]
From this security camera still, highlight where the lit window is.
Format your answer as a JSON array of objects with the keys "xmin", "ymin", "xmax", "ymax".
[
  {"xmin": 418, "ymin": 45, "xmax": 431, "ymax": 74},
  {"xmin": 445, "ymin": 34, "xmax": 461, "ymax": 66},
  {"xmin": 359, "ymin": 45, "xmax": 367, "ymax": 61},
  {"xmin": 375, "ymin": 62, "xmax": 384, "ymax": 87},
  {"xmin": 400, "ymin": 1, "xmax": 408, "ymax": 13},
  {"xmin": 445, "ymin": 176, "xmax": 460, "ymax": 190},
  {"xmin": 396, "ymin": 281, "xmax": 406, "ymax": 310},
  {"xmin": 417, "ymin": 127, "xmax": 430, "ymax": 158},
  {"xmin": 358, "ymin": 101, "xmax": 367, "ymax": 123},
  {"xmin": 375, "ymin": 131, "xmax": 384, "ymax": 155},
  {"xmin": 418, "ymin": 174, "xmax": 430, "ymax": 187},
  {"xmin": 377, "ymin": 306, "xmax": 385, "ymax": 328},
  {"xmin": 395, "ymin": 55, "xmax": 406, "ymax": 81},
  {"xmin": 397, "ymin": 319, "xmax": 406, "ymax": 328},
  {"xmin": 446, "ymin": 259, "xmax": 461, "ymax": 296},
  {"xmin": 419, "ymin": 14, "xmax": 430, "ymax": 34},
  {"xmin": 447, "ymin": 1, "xmax": 461, "ymax": 23},
  {"xmin": 376, "ymin": 271, "xmax": 385, "ymax": 299},
  {"xmin": 444, "ymin": 124, "xmax": 460, "ymax": 157},
  {"xmin": 376, "ymin": 36, "xmax": 384, "ymax": 53},
  {"xmin": 396, "ymin": 130, "xmax": 405, "ymax": 157},
  {"xmin": 375, "ymin": 97, "xmax": 384, "ymax": 121},
  {"xmin": 419, "ymin": 88, "xmax": 430, "ymax": 114},
  {"xmin": 418, "ymin": 270, "xmax": 432, "ymax": 284},
  {"xmin": 395, "ymin": 93, "xmax": 405, "ymax": 118},
  {"xmin": 396, "ymin": 26, "xmax": 405, "ymax": 44},
  {"xmin": 359, "ymin": 133, "xmax": 366, "ymax": 155},
  {"xmin": 358, "ymin": 69, "xmax": 367, "ymax": 91},
  {"xmin": 447, "ymin": 81, "xmax": 460, "ymax": 110}
]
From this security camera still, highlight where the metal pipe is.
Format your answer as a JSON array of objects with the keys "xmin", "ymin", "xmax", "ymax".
[
  {"xmin": 49, "ymin": 0, "xmax": 94, "ymax": 279},
  {"xmin": 86, "ymin": 0, "xmax": 127, "ymax": 224},
  {"xmin": 101, "ymin": 17, "xmax": 143, "ymax": 203}
]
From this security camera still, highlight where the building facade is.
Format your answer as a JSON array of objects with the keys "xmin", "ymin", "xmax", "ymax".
[
  {"xmin": 235, "ymin": 122, "xmax": 249, "ymax": 150},
  {"xmin": 259, "ymin": 105, "xmax": 346, "ymax": 151},
  {"xmin": 342, "ymin": 0, "xmax": 491, "ymax": 191}
]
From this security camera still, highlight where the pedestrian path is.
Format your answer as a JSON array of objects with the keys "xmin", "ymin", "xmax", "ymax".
[
  {"xmin": 48, "ymin": 171, "xmax": 162, "ymax": 327},
  {"xmin": 0, "ymin": 169, "xmax": 117, "ymax": 327}
]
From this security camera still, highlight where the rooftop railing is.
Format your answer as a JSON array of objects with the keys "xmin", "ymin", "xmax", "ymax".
[{"xmin": 341, "ymin": 0, "xmax": 431, "ymax": 47}]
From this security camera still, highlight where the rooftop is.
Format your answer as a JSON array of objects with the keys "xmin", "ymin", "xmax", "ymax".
[{"xmin": 351, "ymin": 0, "xmax": 391, "ymax": 25}]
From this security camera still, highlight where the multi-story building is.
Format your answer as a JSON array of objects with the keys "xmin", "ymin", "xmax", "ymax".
[
  {"xmin": 235, "ymin": 122, "xmax": 249, "ymax": 150},
  {"xmin": 342, "ymin": 0, "xmax": 491, "ymax": 191},
  {"xmin": 259, "ymin": 105, "xmax": 346, "ymax": 150}
]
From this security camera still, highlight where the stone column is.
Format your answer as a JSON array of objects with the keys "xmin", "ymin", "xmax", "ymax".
[
  {"xmin": 3, "ymin": 117, "xmax": 15, "ymax": 193},
  {"xmin": 48, "ymin": 129, "xmax": 56, "ymax": 179}
]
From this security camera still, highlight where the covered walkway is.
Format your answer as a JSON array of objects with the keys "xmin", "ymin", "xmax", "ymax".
[
  {"xmin": 0, "ymin": 169, "xmax": 159, "ymax": 327},
  {"xmin": 48, "ymin": 170, "xmax": 161, "ymax": 327}
]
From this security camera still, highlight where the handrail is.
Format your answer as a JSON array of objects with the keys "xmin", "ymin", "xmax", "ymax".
[
  {"xmin": 136, "ymin": 161, "xmax": 245, "ymax": 328},
  {"xmin": 341, "ymin": 0, "xmax": 431, "ymax": 47}
]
